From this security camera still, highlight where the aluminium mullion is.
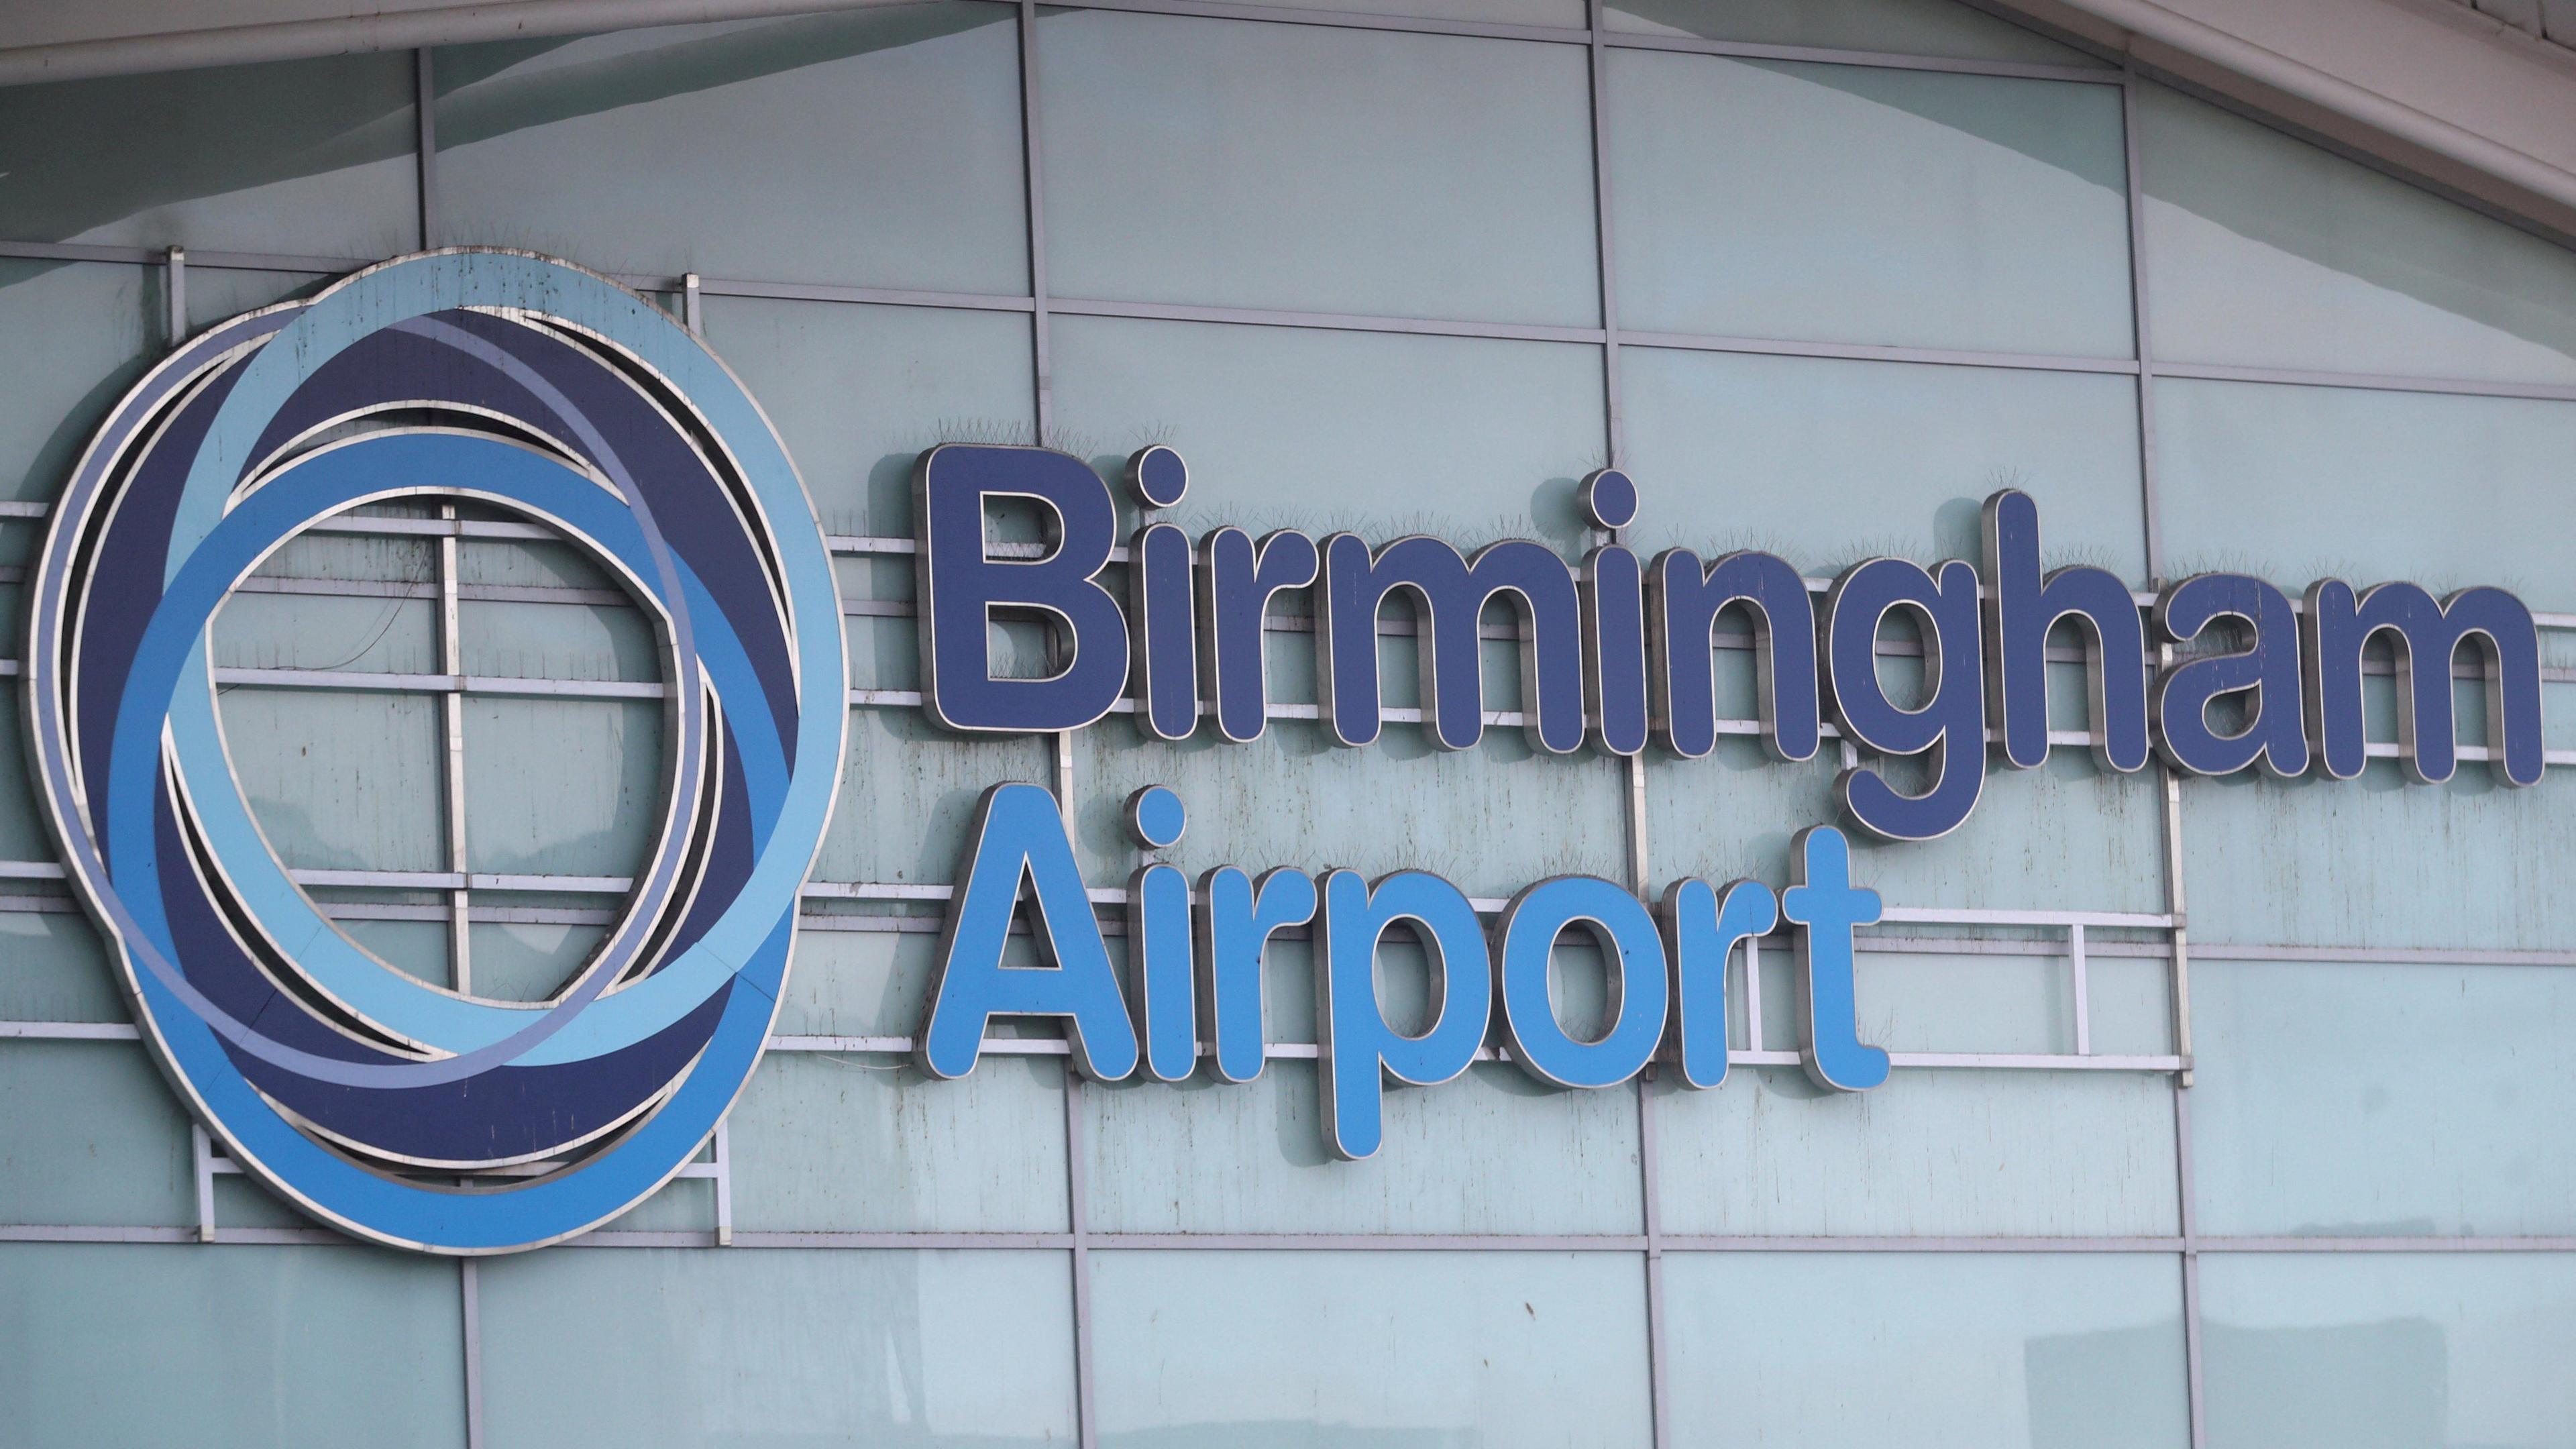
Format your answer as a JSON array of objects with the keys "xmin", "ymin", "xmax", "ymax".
[
  {"xmin": 438, "ymin": 503, "xmax": 474, "ymax": 995},
  {"xmin": 1020, "ymin": 10, "xmax": 1097, "ymax": 1447},
  {"xmin": 2128, "ymin": 66, "xmax": 2207, "ymax": 1449},
  {"xmin": 416, "ymin": 48, "xmax": 439, "ymax": 250},
  {"xmin": 1589, "ymin": 4, "xmax": 1670, "ymax": 1441},
  {"xmin": 461, "ymin": 1257, "xmax": 486, "ymax": 1449}
]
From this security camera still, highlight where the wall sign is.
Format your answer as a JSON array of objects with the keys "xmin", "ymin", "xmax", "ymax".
[
  {"xmin": 28, "ymin": 252, "xmax": 2551, "ymax": 1249},
  {"xmin": 23, "ymin": 252, "xmax": 847, "ymax": 1254},
  {"xmin": 906, "ymin": 441, "xmax": 2551, "ymax": 1152}
]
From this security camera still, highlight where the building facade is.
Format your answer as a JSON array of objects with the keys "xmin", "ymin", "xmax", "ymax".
[{"xmin": 3, "ymin": 0, "xmax": 2576, "ymax": 1443}]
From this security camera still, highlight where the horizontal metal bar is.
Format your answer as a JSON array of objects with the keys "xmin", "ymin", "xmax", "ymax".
[
  {"xmin": 301, "ymin": 515, "xmax": 558, "ymax": 542},
  {"xmin": 0, "ymin": 239, "xmax": 347, "ymax": 274},
  {"xmin": 1879, "ymin": 904, "xmax": 2173, "ymax": 928},
  {"xmin": 231, "ymin": 574, "xmax": 635, "ymax": 608},
  {"xmin": 290, "ymin": 867, "xmax": 634, "ymax": 894},
  {"xmin": 2151, "ymin": 359, "xmax": 2576, "ymax": 405},
  {"xmin": 2194, "ymin": 943, "xmax": 2576, "ymax": 968},
  {"xmin": 7, "ymin": 1220, "xmax": 2573, "ymax": 1254},
  {"xmin": 1046, "ymin": 293, "xmax": 1608, "ymax": 345},
  {"xmin": 767, "ymin": 1033, "xmax": 2178, "ymax": 1072},
  {"xmin": 0, "ymin": 1020, "xmax": 140, "ymax": 1040},
  {"xmin": 1597, "ymin": 29, "xmax": 2119, "ymax": 83},
  {"xmin": 1622, "ymin": 329, "xmax": 2142, "ymax": 376},
  {"xmin": 213, "ymin": 667, "xmax": 665, "ymax": 699}
]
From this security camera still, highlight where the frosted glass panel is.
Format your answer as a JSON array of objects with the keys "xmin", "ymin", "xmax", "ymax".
[
  {"xmin": 0, "ymin": 54, "xmax": 419, "ymax": 257},
  {"xmin": 1038, "ymin": 11, "xmax": 1601, "ymax": 325},
  {"xmin": 703, "ymin": 295, "xmax": 1034, "ymax": 537},
  {"xmin": 2178, "ymin": 765, "xmax": 2576, "ymax": 954},
  {"xmin": 1091, "ymin": 1250, "xmax": 1652, "ymax": 1446},
  {"xmin": 1611, "ymin": 54, "xmax": 2132, "ymax": 356},
  {"xmin": 217, "ymin": 688, "xmax": 447, "ymax": 873},
  {"xmin": 0, "ymin": 261, "xmax": 152, "ymax": 505},
  {"xmin": 2155, "ymin": 375, "xmax": 2576, "ymax": 614},
  {"xmin": 1085, "ymin": 1063, "xmax": 1642, "ymax": 1234},
  {"xmin": 1645, "ymin": 733, "xmax": 2165, "ymax": 915},
  {"xmin": 480, "ymin": 1247, "xmax": 1078, "ymax": 1446},
  {"xmin": 1049, "ymin": 313, "xmax": 1607, "ymax": 548},
  {"xmin": 1664, "ymin": 1252, "xmax": 2189, "ymax": 1448},
  {"xmin": 2139, "ymin": 83, "xmax": 2576, "ymax": 386},
  {"xmin": 0, "ymin": 1044, "xmax": 191, "ymax": 1228},
  {"xmin": 1604, "ymin": 0, "xmax": 2101, "ymax": 66},
  {"xmin": 0, "ymin": 1242, "xmax": 466, "ymax": 1449},
  {"xmin": 2192, "ymin": 957, "xmax": 2576, "ymax": 1237},
  {"xmin": 731, "ymin": 1053, "xmax": 1071, "ymax": 1232},
  {"xmin": 461, "ymin": 698, "xmax": 663, "ymax": 877},
  {"xmin": 0, "ymin": 911, "xmax": 119, "ymax": 1023},
  {"xmin": 1654, "ymin": 1069, "xmax": 2180, "ymax": 1236},
  {"xmin": 1621, "ymin": 346, "xmax": 2145, "ymax": 577},
  {"xmin": 2200, "ymin": 1253, "xmax": 2576, "ymax": 1449},
  {"xmin": 433, "ymin": 9, "xmax": 1029, "ymax": 291}
]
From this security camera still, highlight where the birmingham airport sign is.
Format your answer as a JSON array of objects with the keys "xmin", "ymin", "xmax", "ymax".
[{"xmin": 25, "ymin": 252, "xmax": 2549, "ymax": 1254}]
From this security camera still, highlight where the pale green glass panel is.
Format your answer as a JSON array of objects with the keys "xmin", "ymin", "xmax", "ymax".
[
  {"xmin": 0, "ymin": 260, "xmax": 152, "ymax": 505},
  {"xmin": 0, "ymin": 54, "xmax": 419, "ymax": 257},
  {"xmin": 2178, "ymin": 767, "xmax": 2576, "ymax": 953},
  {"xmin": 460, "ymin": 598, "xmax": 660, "ymax": 683},
  {"xmin": 0, "ymin": 686, "xmax": 64, "ymax": 863},
  {"xmin": 1645, "ymin": 743, "xmax": 2165, "ymax": 918},
  {"xmin": 460, "ymin": 697, "xmax": 663, "ymax": 877},
  {"xmin": 821, "ymin": 706, "xmax": 1051, "ymax": 886},
  {"xmin": 2139, "ymin": 84, "xmax": 2576, "ymax": 386},
  {"xmin": 0, "ymin": 910, "xmax": 119, "ymax": 1022},
  {"xmin": 0, "ymin": 1242, "xmax": 467, "ymax": 1449},
  {"xmin": 2200, "ymin": 1253, "xmax": 2576, "ymax": 1449},
  {"xmin": 774, "ymin": 930, "xmax": 942, "ymax": 1037},
  {"xmin": 2192, "ymin": 958, "xmax": 2576, "ymax": 1237},
  {"xmin": 213, "ymin": 590, "xmax": 438, "ymax": 674},
  {"xmin": 1079, "ymin": 716, "xmax": 1628, "ymax": 902},
  {"xmin": 703, "ymin": 294, "xmax": 1034, "ymax": 537},
  {"xmin": 1091, "ymin": 1250, "xmax": 1653, "ymax": 1446},
  {"xmin": 1085, "ymin": 1061, "xmax": 1642, "ymax": 1234},
  {"xmin": 1610, "ymin": 54, "xmax": 2132, "ymax": 356},
  {"xmin": 1050, "ymin": 314, "xmax": 1607, "ymax": 549},
  {"xmin": 1603, "ymin": 0, "xmax": 2101, "ymax": 65},
  {"xmin": 1621, "ymin": 346, "xmax": 2146, "ymax": 577},
  {"xmin": 731, "ymin": 1052, "xmax": 1071, "ymax": 1232},
  {"xmin": 217, "ymin": 687, "xmax": 448, "ymax": 872},
  {"xmin": 466, "ymin": 920, "xmax": 607, "ymax": 1002},
  {"xmin": 0, "ymin": 1043, "xmax": 191, "ymax": 1226},
  {"xmin": 1664, "ymin": 1252, "xmax": 2188, "ymax": 1447},
  {"xmin": 1038, "ymin": 11, "xmax": 1601, "ymax": 326},
  {"xmin": 335, "ymin": 914, "xmax": 451, "ymax": 989},
  {"xmin": 433, "ymin": 8, "xmax": 1028, "ymax": 292},
  {"xmin": 479, "ymin": 1247, "xmax": 1078, "ymax": 1446},
  {"xmin": 1654, "ymin": 1068, "xmax": 2178, "ymax": 1235},
  {"xmin": 2155, "ymin": 376, "xmax": 2576, "ymax": 614},
  {"xmin": 600, "ymin": 1174, "xmax": 718, "ymax": 1234}
]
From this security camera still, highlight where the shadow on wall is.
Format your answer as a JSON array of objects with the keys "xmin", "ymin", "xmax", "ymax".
[{"xmin": 0, "ymin": 5, "xmax": 1000, "ymax": 246}]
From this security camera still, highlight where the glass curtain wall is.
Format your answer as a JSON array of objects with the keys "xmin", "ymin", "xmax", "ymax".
[{"xmin": 3, "ymin": 0, "xmax": 2575, "ymax": 1444}]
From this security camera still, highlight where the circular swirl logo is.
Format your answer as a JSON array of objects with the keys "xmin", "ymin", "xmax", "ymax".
[{"xmin": 21, "ymin": 251, "xmax": 845, "ymax": 1253}]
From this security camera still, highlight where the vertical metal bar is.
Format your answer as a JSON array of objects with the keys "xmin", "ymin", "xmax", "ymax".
[
  {"xmin": 460, "ymin": 1257, "xmax": 486, "ymax": 1449},
  {"xmin": 1020, "ymin": 0, "xmax": 1054, "ymax": 441},
  {"xmin": 2069, "ymin": 922, "xmax": 2091, "ymax": 1057},
  {"xmin": 1063, "ymin": 1075, "xmax": 1099, "ymax": 1449},
  {"xmin": 416, "ymin": 48, "xmax": 439, "ymax": 251},
  {"xmin": 1585, "ymin": 10, "xmax": 1666, "ymax": 1440},
  {"xmin": 684, "ymin": 272, "xmax": 704, "ymax": 335},
  {"xmin": 712, "ymin": 1121, "xmax": 733, "ymax": 1248},
  {"xmin": 190, "ymin": 1124, "xmax": 215, "ymax": 1242},
  {"xmin": 2175, "ymin": 1079, "xmax": 2207, "ymax": 1449},
  {"xmin": 1021, "ymin": 14, "xmax": 1094, "ymax": 1448},
  {"xmin": 439, "ymin": 504, "xmax": 473, "ymax": 993},
  {"xmin": 163, "ymin": 246, "xmax": 186, "ymax": 347},
  {"xmin": 2127, "ymin": 70, "xmax": 2205, "ymax": 1449},
  {"xmin": 1636, "ymin": 1071, "xmax": 1672, "ymax": 1449},
  {"xmin": 1741, "ymin": 935, "xmax": 1764, "ymax": 1055}
]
